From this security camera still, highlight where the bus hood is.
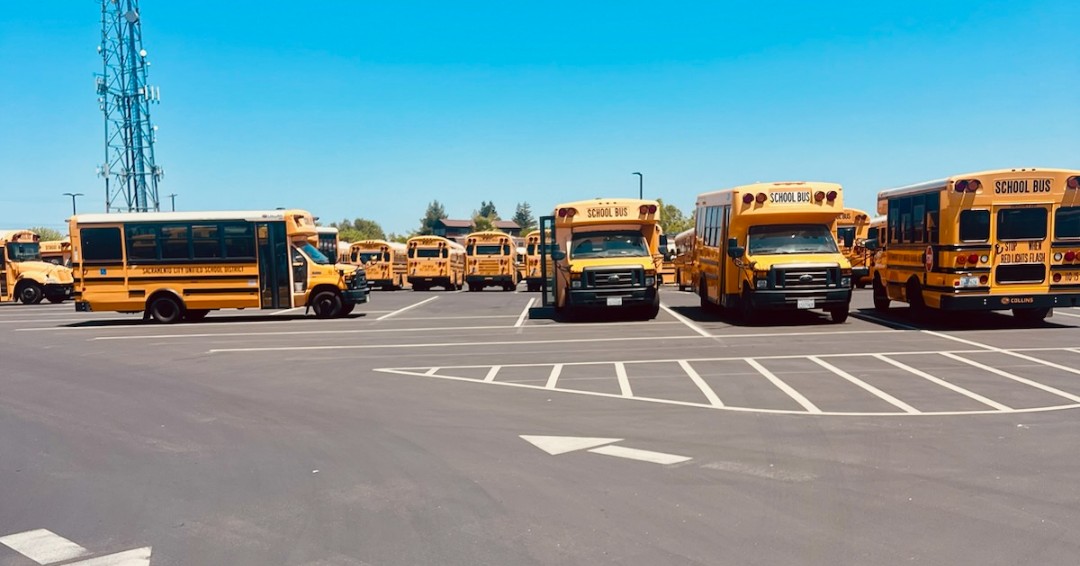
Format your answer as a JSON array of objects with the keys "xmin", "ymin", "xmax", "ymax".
[
  {"xmin": 568, "ymin": 256, "xmax": 657, "ymax": 272},
  {"xmin": 747, "ymin": 253, "xmax": 852, "ymax": 271},
  {"xmin": 13, "ymin": 261, "xmax": 75, "ymax": 284}
]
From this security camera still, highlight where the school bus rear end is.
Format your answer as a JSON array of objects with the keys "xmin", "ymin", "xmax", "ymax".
[
  {"xmin": 350, "ymin": 240, "xmax": 406, "ymax": 290},
  {"xmin": 552, "ymin": 198, "xmax": 661, "ymax": 318},
  {"xmin": 406, "ymin": 236, "xmax": 464, "ymax": 291},
  {"xmin": 464, "ymin": 231, "xmax": 517, "ymax": 291}
]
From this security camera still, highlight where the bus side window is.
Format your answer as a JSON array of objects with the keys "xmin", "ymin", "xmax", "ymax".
[{"xmin": 81, "ymin": 227, "xmax": 123, "ymax": 262}]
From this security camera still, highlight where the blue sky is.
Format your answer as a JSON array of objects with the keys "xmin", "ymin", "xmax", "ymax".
[{"xmin": 2, "ymin": 1, "xmax": 1077, "ymax": 234}]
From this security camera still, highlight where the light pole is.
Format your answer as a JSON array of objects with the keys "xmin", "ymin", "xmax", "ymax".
[
  {"xmin": 632, "ymin": 172, "xmax": 643, "ymax": 199},
  {"xmin": 62, "ymin": 192, "xmax": 84, "ymax": 216},
  {"xmin": 167, "ymin": 193, "xmax": 178, "ymax": 211}
]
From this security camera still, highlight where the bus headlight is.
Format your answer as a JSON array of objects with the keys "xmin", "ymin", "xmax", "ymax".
[
  {"xmin": 645, "ymin": 276, "xmax": 656, "ymax": 287},
  {"xmin": 840, "ymin": 277, "xmax": 851, "ymax": 287},
  {"xmin": 571, "ymin": 280, "xmax": 582, "ymax": 289},
  {"xmin": 755, "ymin": 278, "xmax": 767, "ymax": 289}
]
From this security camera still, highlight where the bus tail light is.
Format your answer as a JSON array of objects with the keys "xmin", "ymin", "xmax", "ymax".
[
  {"xmin": 755, "ymin": 193, "xmax": 767, "ymax": 204},
  {"xmin": 1067, "ymin": 176, "xmax": 1079, "ymax": 190},
  {"xmin": 979, "ymin": 275, "xmax": 989, "ymax": 284},
  {"xmin": 1053, "ymin": 273, "xmax": 1062, "ymax": 283},
  {"xmin": 814, "ymin": 191, "xmax": 825, "ymax": 202},
  {"xmin": 956, "ymin": 255, "xmax": 967, "ymax": 265},
  {"xmin": 1066, "ymin": 251, "xmax": 1077, "ymax": 262},
  {"xmin": 967, "ymin": 253, "xmax": 979, "ymax": 264},
  {"xmin": 742, "ymin": 193, "xmax": 754, "ymax": 204},
  {"xmin": 826, "ymin": 191, "xmax": 838, "ymax": 201}
]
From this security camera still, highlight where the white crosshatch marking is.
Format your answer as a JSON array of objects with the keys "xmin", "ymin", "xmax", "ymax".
[
  {"xmin": 0, "ymin": 528, "xmax": 151, "ymax": 565},
  {"xmin": 375, "ymin": 347, "xmax": 1080, "ymax": 417}
]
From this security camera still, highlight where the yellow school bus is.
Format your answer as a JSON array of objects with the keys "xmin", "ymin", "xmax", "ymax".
[
  {"xmin": 406, "ymin": 235, "xmax": 465, "ymax": 291},
  {"xmin": 836, "ymin": 208, "xmax": 871, "ymax": 286},
  {"xmin": 694, "ymin": 182, "xmax": 853, "ymax": 323},
  {"xmin": 551, "ymin": 198, "xmax": 661, "ymax": 318},
  {"xmin": 673, "ymin": 227, "xmax": 696, "ymax": 291},
  {"xmin": 69, "ymin": 210, "xmax": 369, "ymax": 323},
  {"xmin": 350, "ymin": 239, "xmax": 407, "ymax": 290},
  {"xmin": 0, "ymin": 230, "xmax": 75, "ymax": 304},
  {"xmin": 523, "ymin": 230, "xmax": 552, "ymax": 292},
  {"xmin": 41, "ymin": 237, "xmax": 73, "ymax": 267},
  {"xmin": 869, "ymin": 168, "xmax": 1080, "ymax": 323},
  {"xmin": 464, "ymin": 230, "xmax": 518, "ymax": 291},
  {"xmin": 858, "ymin": 215, "xmax": 886, "ymax": 288},
  {"xmin": 656, "ymin": 227, "xmax": 676, "ymax": 285}
]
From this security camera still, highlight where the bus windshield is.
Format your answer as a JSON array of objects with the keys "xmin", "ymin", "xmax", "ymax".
[
  {"xmin": 356, "ymin": 252, "xmax": 386, "ymax": 263},
  {"xmin": 7, "ymin": 242, "xmax": 42, "ymax": 262},
  {"xmin": 410, "ymin": 248, "xmax": 444, "ymax": 258},
  {"xmin": 570, "ymin": 231, "xmax": 649, "ymax": 259},
  {"xmin": 299, "ymin": 243, "xmax": 332, "ymax": 265},
  {"xmin": 748, "ymin": 224, "xmax": 839, "ymax": 255},
  {"xmin": 468, "ymin": 244, "xmax": 504, "ymax": 256}
]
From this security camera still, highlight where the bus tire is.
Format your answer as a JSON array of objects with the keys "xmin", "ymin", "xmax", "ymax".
[
  {"xmin": 148, "ymin": 294, "xmax": 184, "ymax": 324},
  {"xmin": 906, "ymin": 279, "xmax": 929, "ymax": 322},
  {"xmin": 872, "ymin": 276, "xmax": 890, "ymax": 312},
  {"xmin": 16, "ymin": 282, "xmax": 44, "ymax": 305},
  {"xmin": 1012, "ymin": 307, "xmax": 1050, "ymax": 324},
  {"xmin": 338, "ymin": 303, "xmax": 355, "ymax": 317},
  {"xmin": 183, "ymin": 309, "xmax": 210, "ymax": 322},
  {"xmin": 828, "ymin": 304, "xmax": 850, "ymax": 324},
  {"xmin": 311, "ymin": 290, "xmax": 343, "ymax": 319},
  {"xmin": 739, "ymin": 286, "xmax": 756, "ymax": 325},
  {"xmin": 698, "ymin": 276, "xmax": 713, "ymax": 312}
]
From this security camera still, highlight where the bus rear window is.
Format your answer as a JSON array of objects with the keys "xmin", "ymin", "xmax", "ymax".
[
  {"xmin": 958, "ymin": 210, "xmax": 990, "ymax": 242},
  {"xmin": 1055, "ymin": 207, "xmax": 1080, "ymax": 239},
  {"xmin": 412, "ymin": 248, "xmax": 441, "ymax": 258},
  {"xmin": 997, "ymin": 208, "xmax": 1047, "ymax": 241}
]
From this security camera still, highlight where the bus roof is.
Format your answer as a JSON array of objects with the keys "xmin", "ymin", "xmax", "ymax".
[
  {"xmin": 351, "ymin": 239, "xmax": 407, "ymax": 251},
  {"xmin": 696, "ymin": 181, "xmax": 842, "ymax": 207},
  {"xmin": 71, "ymin": 209, "xmax": 311, "ymax": 225},
  {"xmin": 317, "ymin": 226, "xmax": 339, "ymax": 234},
  {"xmin": 673, "ymin": 227, "xmax": 695, "ymax": 245},
  {"xmin": 876, "ymin": 168, "xmax": 1080, "ymax": 200},
  {"xmin": 554, "ymin": 198, "xmax": 660, "ymax": 225},
  {"xmin": 407, "ymin": 235, "xmax": 465, "ymax": 249},
  {"xmin": 0, "ymin": 229, "xmax": 39, "ymax": 243},
  {"xmin": 465, "ymin": 230, "xmax": 513, "ymax": 239}
]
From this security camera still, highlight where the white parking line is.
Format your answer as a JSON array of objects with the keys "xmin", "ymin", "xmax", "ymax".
[
  {"xmin": 545, "ymin": 364, "xmax": 564, "ymax": 389},
  {"xmin": 210, "ymin": 335, "xmax": 706, "ymax": 353},
  {"xmin": 514, "ymin": 298, "xmax": 535, "ymax": 328},
  {"xmin": 484, "ymin": 366, "xmax": 501, "ymax": 382},
  {"xmin": 377, "ymin": 296, "xmax": 439, "ymax": 321},
  {"xmin": 93, "ymin": 324, "xmax": 516, "ymax": 341},
  {"xmin": 939, "ymin": 352, "xmax": 1080, "ymax": 404},
  {"xmin": 874, "ymin": 354, "xmax": 1012, "ymax": 411},
  {"xmin": 615, "ymin": 362, "xmax": 633, "ymax": 397},
  {"xmin": 1053, "ymin": 310, "xmax": 1080, "ymax": 318},
  {"xmin": 808, "ymin": 356, "xmax": 919, "ymax": 414},
  {"xmin": 677, "ymin": 360, "xmax": 724, "ymax": 407},
  {"xmin": 659, "ymin": 303, "xmax": 712, "ymax": 337},
  {"xmin": 745, "ymin": 358, "xmax": 822, "ymax": 413},
  {"xmin": 0, "ymin": 529, "xmax": 89, "ymax": 564}
]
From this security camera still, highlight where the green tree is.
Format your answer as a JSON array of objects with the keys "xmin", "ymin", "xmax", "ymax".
[
  {"xmin": 418, "ymin": 200, "xmax": 448, "ymax": 235},
  {"xmin": 472, "ymin": 214, "xmax": 495, "ymax": 232},
  {"xmin": 29, "ymin": 227, "xmax": 64, "ymax": 241},
  {"xmin": 657, "ymin": 199, "xmax": 692, "ymax": 235},
  {"xmin": 331, "ymin": 218, "xmax": 385, "ymax": 242},
  {"xmin": 386, "ymin": 232, "xmax": 411, "ymax": 244},
  {"xmin": 511, "ymin": 202, "xmax": 536, "ymax": 232},
  {"xmin": 478, "ymin": 200, "xmax": 499, "ymax": 220}
]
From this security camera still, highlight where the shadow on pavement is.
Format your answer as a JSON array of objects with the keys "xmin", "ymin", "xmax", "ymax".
[{"xmin": 55, "ymin": 313, "xmax": 370, "ymax": 328}]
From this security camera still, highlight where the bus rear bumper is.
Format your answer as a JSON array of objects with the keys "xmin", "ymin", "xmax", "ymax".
[
  {"xmin": 75, "ymin": 301, "xmax": 92, "ymax": 312},
  {"xmin": 467, "ymin": 275, "xmax": 514, "ymax": 284},
  {"xmin": 750, "ymin": 288, "xmax": 852, "ymax": 310},
  {"xmin": 938, "ymin": 292, "xmax": 1080, "ymax": 311},
  {"xmin": 568, "ymin": 287, "xmax": 658, "ymax": 308}
]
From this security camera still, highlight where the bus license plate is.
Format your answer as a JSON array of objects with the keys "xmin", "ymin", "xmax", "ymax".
[
  {"xmin": 797, "ymin": 299, "xmax": 815, "ymax": 309},
  {"xmin": 606, "ymin": 297, "xmax": 623, "ymax": 307},
  {"xmin": 959, "ymin": 276, "xmax": 979, "ymax": 288}
]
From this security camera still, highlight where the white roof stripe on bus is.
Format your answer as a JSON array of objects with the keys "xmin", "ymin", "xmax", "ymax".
[{"xmin": 70, "ymin": 210, "xmax": 302, "ymax": 224}]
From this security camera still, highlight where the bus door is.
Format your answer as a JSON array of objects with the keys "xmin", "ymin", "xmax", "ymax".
[
  {"xmin": 257, "ymin": 222, "xmax": 291, "ymax": 309},
  {"xmin": 991, "ymin": 205, "xmax": 1051, "ymax": 289},
  {"xmin": 539, "ymin": 216, "xmax": 556, "ymax": 307}
]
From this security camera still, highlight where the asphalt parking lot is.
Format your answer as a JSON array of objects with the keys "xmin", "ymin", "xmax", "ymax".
[{"xmin": 2, "ymin": 288, "xmax": 1080, "ymax": 565}]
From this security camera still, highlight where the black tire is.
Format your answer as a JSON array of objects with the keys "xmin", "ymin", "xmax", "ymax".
[
  {"xmin": 311, "ymin": 290, "xmax": 343, "ymax": 319},
  {"xmin": 413, "ymin": 283, "xmax": 427, "ymax": 292},
  {"xmin": 829, "ymin": 304, "xmax": 850, "ymax": 324},
  {"xmin": 698, "ymin": 277, "xmax": 713, "ymax": 312},
  {"xmin": 872, "ymin": 276, "xmax": 890, "ymax": 312},
  {"xmin": 906, "ymin": 279, "xmax": 929, "ymax": 322},
  {"xmin": 339, "ymin": 303, "xmax": 356, "ymax": 316},
  {"xmin": 183, "ymin": 309, "xmax": 210, "ymax": 322},
  {"xmin": 739, "ymin": 287, "xmax": 756, "ymax": 325},
  {"xmin": 1012, "ymin": 307, "xmax": 1050, "ymax": 324},
  {"xmin": 468, "ymin": 283, "xmax": 478, "ymax": 292},
  {"xmin": 148, "ymin": 295, "xmax": 184, "ymax": 324},
  {"xmin": 47, "ymin": 296, "xmax": 67, "ymax": 304},
  {"xmin": 17, "ymin": 282, "xmax": 44, "ymax": 305}
]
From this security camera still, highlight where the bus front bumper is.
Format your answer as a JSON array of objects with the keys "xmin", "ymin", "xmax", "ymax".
[
  {"xmin": 45, "ymin": 283, "xmax": 73, "ymax": 301},
  {"xmin": 342, "ymin": 288, "xmax": 369, "ymax": 305},
  {"xmin": 938, "ymin": 292, "xmax": 1080, "ymax": 311},
  {"xmin": 749, "ymin": 288, "xmax": 851, "ymax": 310},
  {"xmin": 568, "ymin": 286, "xmax": 658, "ymax": 308}
]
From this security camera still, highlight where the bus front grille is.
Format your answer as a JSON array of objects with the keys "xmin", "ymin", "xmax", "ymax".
[
  {"xmin": 995, "ymin": 264, "xmax": 1045, "ymax": 284},
  {"xmin": 776, "ymin": 267, "xmax": 836, "ymax": 289},
  {"xmin": 584, "ymin": 268, "xmax": 643, "ymax": 289}
]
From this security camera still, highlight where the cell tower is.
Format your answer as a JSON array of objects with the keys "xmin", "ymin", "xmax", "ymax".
[{"xmin": 95, "ymin": 0, "xmax": 163, "ymax": 213}]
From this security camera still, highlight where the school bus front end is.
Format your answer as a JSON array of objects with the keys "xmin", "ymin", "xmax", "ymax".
[
  {"xmin": 0, "ymin": 229, "xmax": 75, "ymax": 304},
  {"xmin": 836, "ymin": 208, "xmax": 871, "ymax": 285},
  {"xmin": 465, "ymin": 231, "xmax": 517, "ymax": 291},
  {"xmin": 553, "ymin": 199, "xmax": 661, "ymax": 318},
  {"xmin": 697, "ymin": 183, "xmax": 852, "ymax": 323}
]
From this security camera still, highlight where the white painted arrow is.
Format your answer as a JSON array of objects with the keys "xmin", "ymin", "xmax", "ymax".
[
  {"xmin": 520, "ymin": 435, "xmax": 622, "ymax": 455},
  {"xmin": 520, "ymin": 435, "xmax": 692, "ymax": 465}
]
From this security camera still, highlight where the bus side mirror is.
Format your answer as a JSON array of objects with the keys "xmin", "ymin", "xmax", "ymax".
[
  {"xmin": 843, "ymin": 233, "xmax": 855, "ymax": 248},
  {"xmin": 551, "ymin": 250, "xmax": 566, "ymax": 261},
  {"xmin": 863, "ymin": 240, "xmax": 879, "ymax": 251},
  {"xmin": 728, "ymin": 246, "xmax": 745, "ymax": 259}
]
